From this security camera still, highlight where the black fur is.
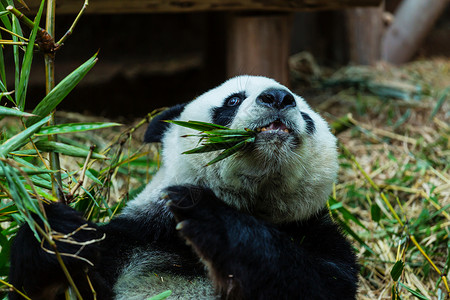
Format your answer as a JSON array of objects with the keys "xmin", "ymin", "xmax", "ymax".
[
  {"xmin": 166, "ymin": 185, "xmax": 359, "ymax": 300},
  {"xmin": 300, "ymin": 112, "xmax": 316, "ymax": 135},
  {"xmin": 9, "ymin": 185, "xmax": 358, "ymax": 300},
  {"xmin": 8, "ymin": 202, "xmax": 203, "ymax": 300},
  {"xmin": 144, "ymin": 103, "xmax": 187, "ymax": 143},
  {"xmin": 212, "ymin": 92, "xmax": 246, "ymax": 126}
]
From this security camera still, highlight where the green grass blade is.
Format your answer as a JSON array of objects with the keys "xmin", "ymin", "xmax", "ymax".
[
  {"xmin": 35, "ymin": 140, "xmax": 107, "ymax": 159},
  {"xmin": 0, "ymin": 106, "xmax": 35, "ymax": 117},
  {"xmin": 429, "ymin": 86, "xmax": 449, "ymax": 120},
  {"xmin": 334, "ymin": 215, "xmax": 375, "ymax": 255},
  {"xmin": 26, "ymin": 53, "xmax": 98, "ymax": 126},
  {"xmin": 36, "ymin": 122, "xmax": 121, "ymax": 136},
  {"xmin": 16, "ymin": 0, "xmax": 45, "ymax": 111},
  {"xmin": 0, "ymin": 115, "xmax": 50, "ymax": 156}
]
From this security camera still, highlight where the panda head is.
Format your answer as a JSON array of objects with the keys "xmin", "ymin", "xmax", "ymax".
[{"xmin": 144, "ymin": 76, "xmax": 338, "ymax": 223}]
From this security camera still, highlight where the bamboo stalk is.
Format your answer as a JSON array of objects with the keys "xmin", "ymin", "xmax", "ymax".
[
  {"xmin": 43, "ymin": 0, "xmax": 64, "ymax": 202},
  {"xmin": 57, "ymin": 0, "xmax": 88, "ymax": 46},
  {"xmin": 0, "ymin": 278, "xmax": 32, "ymax": 300}
]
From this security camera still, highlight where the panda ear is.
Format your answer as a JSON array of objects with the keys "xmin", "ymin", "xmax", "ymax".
[{"xmin": 144, "ymin": 103, "xmax": 187, "ymax": 143}]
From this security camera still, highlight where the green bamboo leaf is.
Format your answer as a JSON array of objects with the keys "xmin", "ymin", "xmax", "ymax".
[
  {"xmin": 397, "ymin": 282, "xmax": 429, "ymax": 300},
  {"xmin": 206, "ymin": 138, "xmax": 253, "ymax": 166},
  {"xmin": 0, "ymin": 80, "xmax": 14, "ymax": 103},
  {"xmin": 204, "ymin": 129, "xmax": 253, "ymax": 136},
  {"xmin": 0, "ymin": 31, "xmax": 5, "ymax": 85},
  {"xmin": 36, "ymin": 122, "xmax": 121, "ymax": 136},
  {"xmin": 147, "ymin": 290, "xmax": 172, "ymax": 300},
  {"xmin": 166, "ymin": 120, "xmax": 228, "ymax": 132},
  {"xmin": 0, "ymin": 2, "xmax": 12, "ymax": 88},
  {"xmin": 0, "ymin": 167, "xmax": 54, "ymax": 176},
  {"xmin": 16, "ymin": 0, "xmax": 45, "ymax": 111},
  {"xmin": 0, "ymin": 115, "xmax": 50, "ymax": 156},
  {"xmin": 183, "ymin": 142, "xmax": 234, "ymax": 154},
  {"xmin": 26, "ymin": 53, "xmax": 98, "ymax": 126},
  {"xmin": 334, "ymin": 216, "xmax": 375, "ymax": 255},
  {"xmin": 10, "ymin": 7, "xmax": 23, "ymax": 95},
  {"xmin": 0, "ymin": 106, "xmax": 35, "ymax": 117},
  {"xmin": 0, "ymin": 160, "xmax": 47, "ymax": 241},
  {"xmin": 35, "ymin": 140, "xmax": 107, "ymax": 159},
  {"xmin": 370, "ymin": 203, "xmax": 381, "ymax": 222},
  {"xmin": 390, "ymin": 260, "xmax": 404, "ymax": 281}
]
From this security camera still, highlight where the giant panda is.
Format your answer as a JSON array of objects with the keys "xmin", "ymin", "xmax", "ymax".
[{"xmin": 9, "ymin": 75, "xmax": 358, "ymax": 300}]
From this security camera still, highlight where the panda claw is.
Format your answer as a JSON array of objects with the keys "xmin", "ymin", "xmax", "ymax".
[{"xmin": 176, "ymin": 221, "xmax": 187, "ymax": 231}]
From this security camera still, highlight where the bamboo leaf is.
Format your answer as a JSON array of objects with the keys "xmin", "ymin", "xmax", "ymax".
[
  {"xmin": 26, "ymin": 53, "xmax": 98, "ymax": 126},
  {"xmin": 0, "ymin": 106, "xmax": 35, "ymax": 117},
  {"xmin": 147, "ymin": 290, "xmax": 172, "ymax": 300},
  {"xmin": 35, "ymin": 140, "xmax": 107, "ymax": 159},
  {"xmin": 0, "ymin": 160, "xmax": 47, "ymax": 241},
  {"xmin": 370, "ymin": 203, "xmax": 381, "ymax": 222},
  {"xmin": 0, "ymin": 167, "xmax": 54, "ymax": 176},
  {"xmin": 0, "ymin": 10, "xmax": 10, "ymax": 18},
  {"xmin": 16, "ymin": 0, "xmax": 45, "ymax": 111},
  {"xmin": 398, "ymin": 282, "xmax": 429, "ymax": 300},
  {"xmin": 391, "ymin": 260, "xmax": 404, "ymax": 281},
  {"xmin": 183, "ymin": 142, "xmax": 234, "ymax": 154},
  {"xmin": 206, "ymin": 138, "xmax": 253, "ymax": 166},
  {"xmin": 334, "ymin": 216, "xmax": 375, "ymax": 255},
  {"xmin": 0, "ymin": 115, "xmax": 50, "ymax": 156},
  {"xmin": 36, "ymin": 122, "xmax": 121, "ymax": 136},
  {"xmin": 166, "ymin": 120, "xmax": 229, "ymax": 132}
]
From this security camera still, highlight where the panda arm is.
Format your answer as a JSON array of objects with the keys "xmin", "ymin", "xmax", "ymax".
[
  {"xmin": 165, "ymin": 185, "xmax": 358, "ymax": 300},
  {"xmin": 8, "ymin": 202, "xmax": 176, "ymax": 300}
]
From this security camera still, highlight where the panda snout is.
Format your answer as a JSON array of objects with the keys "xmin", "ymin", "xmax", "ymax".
[{"xmin": 256, "ymin": 89, "xmax": 296, "ymax": 110}]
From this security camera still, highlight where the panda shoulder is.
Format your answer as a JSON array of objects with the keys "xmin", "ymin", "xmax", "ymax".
[{"xmin": 144, "ymin": 103, "xmax": 187, "ymax": 143}]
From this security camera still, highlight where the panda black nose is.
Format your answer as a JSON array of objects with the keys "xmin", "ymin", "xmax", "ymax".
[{"xmin": 256, "ymin": 89, "xmax": 296, "ymax": 110}]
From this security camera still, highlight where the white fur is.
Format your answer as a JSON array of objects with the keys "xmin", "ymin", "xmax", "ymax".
[{"xmin": 125, "ymin": 75, "xmax": 338, "ymax": 223}]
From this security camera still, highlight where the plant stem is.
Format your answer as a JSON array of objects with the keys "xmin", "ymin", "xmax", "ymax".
[
  {"xmin": 44, "ymin": 0, "xmax": 64, "ymax": 202},
  {"xmin": 6, "ymin": 6, "xmax": 40, "ymax": 31},
  {"xmin": 0, "ymin": 40, "xmax": 28, "ymax": 46},
  {"xmin": 0, "ymin": 278, "xmax": 32, "ymax": 300},
  {"xmin": 0, "ymin": 26, "xmax": 29, "ymax": 41},
  {"xmin": 56, "ymin": 0, "xmax": 89, "ymax": 46}
]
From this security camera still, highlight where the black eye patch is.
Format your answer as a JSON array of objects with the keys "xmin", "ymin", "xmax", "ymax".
[
  {"xmin": 212, "ymin": 92, "xmax": 246, "ymax": 127},
  {"xmin": 300, "ymin": 112, "xmax": 315, "ymax": 135}
]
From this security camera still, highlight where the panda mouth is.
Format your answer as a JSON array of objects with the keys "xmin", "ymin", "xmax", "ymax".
[{"xmin": 255, "ymin": 120, "xmax": 292, "ymax": 134}]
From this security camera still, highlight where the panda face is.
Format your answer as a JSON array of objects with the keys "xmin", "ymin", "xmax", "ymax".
[{"xmin": 130, "ymin": 76, "xmax": 338, "ymax": 224}]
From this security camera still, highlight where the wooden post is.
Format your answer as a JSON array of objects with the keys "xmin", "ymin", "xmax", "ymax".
[
  {"xmin": 345, "ymin": 2, "xmax": 384, "ymax": 65},
  {"xmin": 226, "ymin": 13, "xmax": 293, "ymax": 86},
  {"xmin": 381, "ymin": 0, "xmax": 448, "ymax": 64}
]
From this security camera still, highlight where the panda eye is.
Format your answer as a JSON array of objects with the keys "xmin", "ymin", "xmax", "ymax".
[{"xmin": 226, "ymin": 96, "xmax": 241, "ymax": 107}]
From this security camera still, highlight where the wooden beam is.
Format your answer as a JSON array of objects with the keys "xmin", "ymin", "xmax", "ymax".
[
  {"xmin": 21, "ymin": 0, "xmax": 382, "ymax": 15},
  {"xmin": 345, "ymin": 2, "xmax": 384, "ymax": 65},
  {"xmin": 227, "ymin": 13, "xmax": 293, "ymax": 86}
]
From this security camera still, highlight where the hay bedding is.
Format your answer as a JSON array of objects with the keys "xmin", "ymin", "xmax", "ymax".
[{"xmin": 295, "ymin": 58, "xmax": 449, "ymax": 300}]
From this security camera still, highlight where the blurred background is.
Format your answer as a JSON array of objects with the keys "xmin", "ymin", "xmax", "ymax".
[{"xmin": 3, "ymin": 0, "xmax": 449, "ymax": 118}]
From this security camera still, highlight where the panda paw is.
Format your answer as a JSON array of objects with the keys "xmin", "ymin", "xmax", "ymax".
[{"xmin": 163, "ymin": 185, "xmax": 228, "ymax": 256}]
